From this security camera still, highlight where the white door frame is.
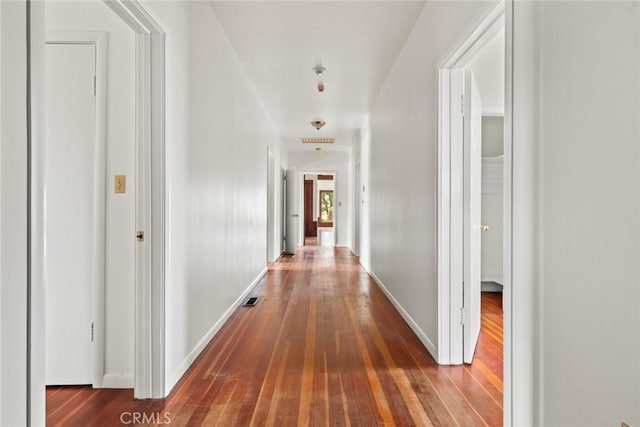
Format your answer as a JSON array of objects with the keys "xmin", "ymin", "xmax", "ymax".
[
  {"xmin": 281, "ymin": 167, "xmax": 286, "ymax": 253},
  {"xmin": 104, "ymin": 0, "xmax": 166, "ymax": 399},
  {"xmin": 436, "ymin": 0, "xmax": 512, "ymax": 419},
  {"xmin": 44, "ymin": 31, "xmax": 108, "ymax": 388},
  {"xmin": 298, "ymin": 170, "xmax": 337, "ymax": 247},
  {"xmin": 354, "ymin": 161, "xmax": 361, "ymax": 256},
  {"xmin": 284, "ymin": 168, "xmax": 300, "ymax": 254},
  {"xmin": 266, "ymin": 148, "xmax": 276, "ymax": 262}
]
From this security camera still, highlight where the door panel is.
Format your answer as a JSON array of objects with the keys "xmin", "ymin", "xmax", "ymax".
[
  {"xmin": 304, "ymin": 180, "xmax": 316, "ymax": 238},
  {"xmin": 285, "ymin": 169, "xmax": 299, "ymax": 254},
  {"xmin": 45, "ymin": 43, "xmax": 96, "ymax": 384},
  {"xmin": 463, "ymin": 69, "xmax": 483, "ymax": 363},
  {"xmin": 354, "ymin": 163, "xmax": 361, "ymax": 256},
  {"xmin": 267, "ymin": 151, "xmax": 276, "ymax": 262}
]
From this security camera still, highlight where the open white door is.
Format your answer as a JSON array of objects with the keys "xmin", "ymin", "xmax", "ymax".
[
  {"xmin": 463, "ymin": 69, "xmax": 483, "ymax": 363},
  {"xmin": 45, "ymin": 43, "xmax": 97, "ymax": 384},
  {"xmin": 285, "ymin": 169, "xmax": 299, "ymax": 254}
]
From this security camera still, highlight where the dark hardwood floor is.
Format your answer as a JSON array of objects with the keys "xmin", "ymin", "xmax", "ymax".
[{"xmin": 46, "ymin": 246, "xmax": 503, "ymax": 426}]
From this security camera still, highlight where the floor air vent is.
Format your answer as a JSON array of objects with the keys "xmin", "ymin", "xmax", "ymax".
[{"xmin": 243, "ymin": 297, "xmax": 259, "ymax": 307}]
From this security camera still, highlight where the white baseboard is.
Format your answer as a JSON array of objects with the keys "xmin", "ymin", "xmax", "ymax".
[
  {"xmin": 481, "ymin": 278, "xmax": 504, "ymax": 292},
  {"xmin": 165, "ymin": 267, "xmax": 268, "ymax": 393},
  {"xmin": 101, "ymin": 373, "xmax": 134, "ymax": 389},
  {"xmin": 369, "ymin": 272, "xmax": 438, "ymax": 361},
  {"xmin": 481, "ymin": 276, "xmax": 503, "ymax": 285},
  {"xmin": 359, "ymin": 258, "xmax": 371, "ymax": 273}
]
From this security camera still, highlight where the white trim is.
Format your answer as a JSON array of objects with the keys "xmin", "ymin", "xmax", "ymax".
[
  {"xmin": 370, "ymin": 272, "xmax": 437, "ymax": 359},
  {"xmin": 353, "ymin": 160, "xmax": 361, "ymax": 257},
  {"xmin": 482, "ymin": 105, "xmax": 505, "ymax": 116},
  {"xmin": 504, "ymin": 2, "xmax": 514, "ymax": 423},
  {"xmin": 437, "ymin": 0, "xmax": 505, "ymax": 365},
  {"xmin": 267, "ymin": 148, "xmax": 276, "ymax": 262},
  {"xmin": 103, "ymin": 0, "xmax": 166, "ymax": 399},
  {"xmin": 481, "ymin": 278, "xmax": 504, "ymax": 288},
  {"xmin": 165, "ymin": 268, "xmax": 268, "ymax": 393},
  {"xmin": 440, "ymin": 2, "xmax": 505, "ymax": 69},
  {"xmin": 102, "ymin": 373, "xmax": 134, "ymax": 389},
  {"xmin": 298, "ymin": 170, "xmax": 338, "ymax": 247},
  {"xmin": 437, "ymin": 67, "xmax": 452, "ymax": 365},
  {"xmin": 45, "ymin": 31, "xmax": 108, "ymax": 389}
]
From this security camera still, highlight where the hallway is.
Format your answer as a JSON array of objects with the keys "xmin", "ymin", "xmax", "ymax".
[
  {"xmin": 304, "ymin": 229, "xmax": 335, "ymax": 247},
  {"xmin": 46, "ymin": 246, "xmax": 502, "ymax": 426}
]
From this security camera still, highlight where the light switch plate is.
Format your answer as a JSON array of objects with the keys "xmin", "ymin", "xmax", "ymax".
[{"xmin": 115, "ymin": 175, "xmax": 126, "ymax": 193}]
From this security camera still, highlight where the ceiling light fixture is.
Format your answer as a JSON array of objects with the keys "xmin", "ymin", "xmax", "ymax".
[
  {"xmin": 301, "ymin": 137, "xmax": 335, "ymax": 144},
  {"xmin": 310, "ymin": 120, "xmax": 326, "ymax": 131},
  {"xmin": 312, "ymin": 64, "xmax": 326, "ymax": 92}
]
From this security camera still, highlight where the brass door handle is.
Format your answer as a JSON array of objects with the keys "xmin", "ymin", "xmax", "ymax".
[
  {"xmin": 480, "ymin": 225, "xmax": 489, "ymax": 232},
  {"xmin": 291, "ymin": 214, "xmax": 299, "ymax": 218}
]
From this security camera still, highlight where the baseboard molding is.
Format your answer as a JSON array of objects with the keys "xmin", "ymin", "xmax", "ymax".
[
  {"xmin": 101, "ymin": 373, "xmax": 134, "ymax": 389},
  {"xmin": 369, "ymin": 272, "xmax": 438, "ymax": 361},
  {"xmin": 481, "ymin": 278, "xmax": 504, "ymax": 292},
  {"xmin": 165, "ymin": 267, "xmax": 268, "ymax": 393}
]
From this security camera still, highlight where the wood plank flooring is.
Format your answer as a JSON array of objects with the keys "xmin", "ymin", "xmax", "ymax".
[{"xmin": 46, "ymin": 246, "xmax": 503, "ymax": 426}]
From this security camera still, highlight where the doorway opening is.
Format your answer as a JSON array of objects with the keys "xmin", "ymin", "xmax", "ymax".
[
  {"xmin": 302, "ymin": 173, "xmax": 335, "ymax": 247},
  {"xmin": 39, "ymin": 1, "xmax": 166, "ymax": 414},
  {"xmin": 437, "ymin": 0, "xmax": 509, "ymax": 422}
]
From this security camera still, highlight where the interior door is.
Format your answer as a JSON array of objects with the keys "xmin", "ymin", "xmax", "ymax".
[
  {"xmin": 45, "ymin": 43, "xmax": 96, "ymax": 384},
  {"xmin": 267, "ymin": 151, "xmax": 275, "ymax": 262},
  {"xmin": 285, "ymin": 169, "xmax": 299, "ymax": 254},
  {"xmin": 354, "ymin": 163, "xmax": 361, "ymax": 256},
  {"xmin": 463, "ymin": 68, "xmax": 483, "ymax": 363},
  {"xmin": 304, "ymin": 180, "xmax": 316, "ymax": 238}
]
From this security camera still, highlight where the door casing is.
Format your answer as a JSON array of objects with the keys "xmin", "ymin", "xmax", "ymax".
[
  {"xmin": 101, "ymin": 0, "xmax": 166, "ymax": 399},
  {"xmin": 436, "ymin": 1, "xmax": 513, "ymax": 423},
  {"xmin": 297, "ymin": 170, "xmax": 337, "ymax": 247}
]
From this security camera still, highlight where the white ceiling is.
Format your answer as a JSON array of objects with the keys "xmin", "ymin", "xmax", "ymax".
[{"xmin": 210, "ymin": 1, "xmax": 426, "ymax": 151}]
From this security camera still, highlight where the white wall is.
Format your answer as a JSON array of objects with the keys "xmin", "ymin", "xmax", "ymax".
[
  {"xmin": 481, "ymin": 157, "xmax": 503, "ymax": 284},
  {"xmin": 140, "ymin": 1, "xmax": 283, "ymax": 394},
  {"xmin": 366, "ymin": 1, "xmax": 492, "ymax": 358},
  {"xmin": 1, "ymin": 2, "xmax": 3, "ymax": 419},
  {"xmin": 0, "ymin": 2, "xmax": 29, "ymax": 424},
  {"xmin": 288, "ymin": 150, "xmax": 351, "ymax": 247},
  {"xmin": 45, "ymin": 0, "xmax": 137, "ymax": 386},
  {"xmin": 537, "ymin": 2, "xmax": 640, "ymax": 425},
  {"xmin": 482, "ymin": 116, "xmax": 504, "ymax": 157}
]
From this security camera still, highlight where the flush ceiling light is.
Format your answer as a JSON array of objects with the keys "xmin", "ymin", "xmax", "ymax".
[
  {"xmin": 310, "ymin": 120, "xmax": 326, "ymax": 130},
  {"xmin": 313, "ymin": 64, "xmax": 326, "ymax": 92},
  {"xmin": 312, "ymin": 64, "xmax": 326, "ymax": 76}
]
